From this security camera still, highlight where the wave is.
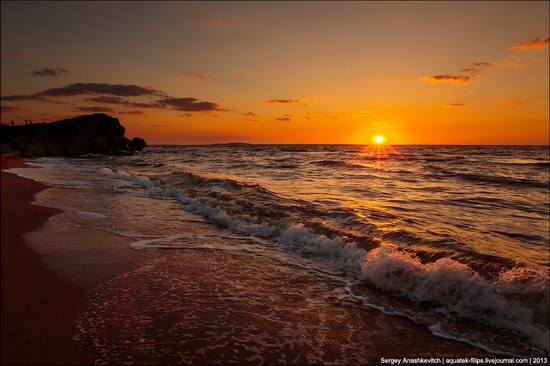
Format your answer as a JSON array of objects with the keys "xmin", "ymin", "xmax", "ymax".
[
  {"xmin": 314, "ymin": 160, "xmax": 366, "ymax": 169},
  {"xmin": 99, "ymin": 166, "xmax": 549, "ymax": 353},
  {"xmin": 427, "ymin": 167, "xmax": 548, "ymax": 189},
  {"xmin": 360, "ymin": 245, "xmax": 549, "ymax": 351}
]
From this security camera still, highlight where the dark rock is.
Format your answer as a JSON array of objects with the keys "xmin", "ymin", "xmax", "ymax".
[
  {"xmin": 0, "ymin": 114, "xmax": 147, "ymax": 157},
  {"xmin": 1, "ymin": 143, "xmax": 13, "ymax": 154},
  {"xmin": 129, "ymin": 137, "xmax": 147, "ymax": 152}
]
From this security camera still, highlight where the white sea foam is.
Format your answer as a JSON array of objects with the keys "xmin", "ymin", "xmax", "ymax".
[
  {"xmin": 360, "ymin": 244, "xmax": 549, "ymax": 351},
  {"xmin": 100, "ymin": 167, "xmax": 153, "ymax": 188}
]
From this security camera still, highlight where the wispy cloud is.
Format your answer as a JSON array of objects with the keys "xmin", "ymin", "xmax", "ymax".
[
  {"xmin": 178, "ymin": 113, "xmax": 193, "ymax": 118},
  {"xmin": 31, "ymin": 68, "xmax": 69, "ymax": 77},
  {"xmin": 458, "ymin": 62, "xmax": 492, "ymax": 75},
  {"xmin": 119, "ymin": 110, "xmax": 145, "ymax": 115},
  {"xmin": 459, "ymin": 62, "xmax": 525, "ymax": 74},
  {"xmin": 422, "ymin": 74, "xmax": 470, "ymax": 84},
  {"xmin": 179, "ymin": 72, "xmax": 209, "ymax": 81},
  {"xmin": 3, "ymin": 49, "xmax": 31, "ymax": 57},
  {"xmin": 448, "ymin": 103, "xmax": 466, "ymax": 107},
  {"xmin": 423, "ymin": 58, "xmax": 526, "ymax": 86},
  {"xmin": 495, "ymin": 63, "xmax": 525, "ymax": 69},
  {"xmin": 276, "ymin": 114, "xmax": 293, "ymax": 121},
  {"xmin": 0, "ymin": 105, "xmax": 20, "ymax": 113},
  {"xmin": 156, "ymin": 97, "xmax": 222, "ymax": 112},
  {"xmin": 510, "ymin": 36, "xmax": 549, "ymax": 50},
  {"xmin": 1, "ymin": 95, "xmax": 39, "ymax": 101},
  {"xmin": 85, "ymin": 96, "xmax": 129, "ymax": 104},
  {"xmin": 501, "ymin": 101, "xmax": 525, "ymax": 107},
  {"xmin": 207, "ymin": 16, "xmax": 243, "ymax": 30},
  {"xmin": 76, "ymin": 106, "xmax": 115, "ymax": 113},
  {"xmin": 244, "ymin": 112, "xmax": 257, "ymax": 117},
  {"xmin": 264, "ymin": 99, "xmax": 301, "ymax": 104},
  {"xmin": 0, "ymin": 94, "xmax": 71, "ymax": 104},
  {"xmin": 84, "ymin": 96, "xmax": 157, "ymax": 109},
  {"xmin": 41, "ymin": 83, "xmax": 165, "ymax": 97},
  {"xmin": 2, "ymin": 82, "xmax": 226, "ymax": 114},
  {"xmin": 1, "ymin": 83, "xmax": 164, "ymax": 101}
]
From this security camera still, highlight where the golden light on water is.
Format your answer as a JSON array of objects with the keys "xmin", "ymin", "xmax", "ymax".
[{"xmin": 353, "ymin": 133, "xmax": 403, "ymax": 169}]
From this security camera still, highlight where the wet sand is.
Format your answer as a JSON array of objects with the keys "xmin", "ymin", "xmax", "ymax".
[{"xmin": 1, "ymin": 155, "xmax": 86, "ymax": 365}]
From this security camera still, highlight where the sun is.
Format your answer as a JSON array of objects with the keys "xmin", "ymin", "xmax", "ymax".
[{"xmin": 373, "ymin": 134, "xmax": 385, "ymax": 144}]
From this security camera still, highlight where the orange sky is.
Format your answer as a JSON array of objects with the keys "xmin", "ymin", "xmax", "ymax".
[{"xmin": 1, "ymin": 2, "xmax": 548, "ymax": 144}]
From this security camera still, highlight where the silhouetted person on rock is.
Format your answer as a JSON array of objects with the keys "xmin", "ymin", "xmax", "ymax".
[{"xmin": 10, "ymin": 120, "xmax": 14, "ymax": 126}]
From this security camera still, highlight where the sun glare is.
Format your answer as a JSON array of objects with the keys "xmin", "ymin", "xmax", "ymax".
[{"xmin": 373, "ymin": 134, "xmax": 385, "ymax": 144}]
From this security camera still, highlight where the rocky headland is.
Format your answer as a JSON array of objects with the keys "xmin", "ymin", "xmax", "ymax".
[{"xmin": 0, "ymin": 114, "xmax": 147, "ymax": 157}]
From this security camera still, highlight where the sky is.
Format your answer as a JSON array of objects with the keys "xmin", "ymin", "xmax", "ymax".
[{"xmin": 1, "ymin": 1, "xmax": 548, "ymax": 145}]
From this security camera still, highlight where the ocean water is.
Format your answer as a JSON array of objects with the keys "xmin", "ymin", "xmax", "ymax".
[{"xmin": 10, "ymin": 144, "xmax": 550, "ymax": 359}]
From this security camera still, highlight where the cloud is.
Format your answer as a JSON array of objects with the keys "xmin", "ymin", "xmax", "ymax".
[
  {"xmin": 472, "ymin": 62, "xmax": 492, "ymax": 67},
  {"xmin": 76, "ymin": 106, "xmax": 115, "ymax": 113},
  {"xmin": 1, "ymin": 105, "xmax": 19, "ymax": 113},
  {"xmin": 501, "ymin": 101, "xmax": 525, "ymax": 107},
  {"xmin": 88, "ymin": 94, "xmax": 224, "ymax": 112},
  {"xmin": 495, "ymin": 63, "xmax": 525, "ymax": 69},
  {"xmin": 84, "ymin": 96, "xmax": 156, "ymax": 109},
  {"xmin": 423, "ymin": 74, "xmax": 470, "ymax": 84},
  {"xmin": 151, "ymin": 124, "xmax": 167, "ymax": 127},
  {"xmin": 510, "ymin": 36, "xmax": 549, "ymax": 50},
  {"xmin": 244, "ymin": 112, "xmax": 257, "ymax": 117},
  {"xmin": 2, "ymin": 83, "xmax": 165, "ymax": 102},
  {"xmin": 1, "ymin": 82, "xmax": 226, "ymax": 114},
  {"xmin": 40, "ymin": 83, "xmax": 164, "ymax": 97},
  {"xmin": 423, "ymin": 59, "xmax": 525, "ymax": 86},
  {"xmin": 264, "ymin": 99, "xmax": 301, "ymax": 104},
  {"xmin": 1, "ymin": 94, "xmax": 42, "ymax": 101},
  {"xmin": 3, "ymin": 49, "xmax": 31, "ymax": 57},
  {"xmin": 156, "ymin": 97, "xmax": 222, "ymax": 112},
  {"xmin": 85, "ymin": 96, "xmax": 129, "ymax": 104},
  {"xmin": 448, "ymin": 103, "xmax": 466, "ymax": 107},
  {"xmin": 208, "ymin": 16, "xmax": 243, "ymax": 30},
  {"xmin": 118, "ymin": 110, "xmax": 145, "ymax": 115},
  {"xmin": 276, "ymin": 116, "xmax": 292, "ymax": 121},
  {"xmin": 459, "ymin": 62, "xmax": 525, "ymax": 74},
  {"xmin": 178, "ymin": 113, "xmax": 193, "ymax": 118},
  {"xmin": 0, "ymin": 94, "xmax": 69, "ymax": 104},
  {"xmin": 458, "ymin": 62, "xmax": 492, "ymax": 75},
  {"xmin": 179, "ymin": 72, "xmax": 209, "ymax": 80},
  {"xmin": 31, "ymin": 68, "xmax": 69, "ymax": 77}
]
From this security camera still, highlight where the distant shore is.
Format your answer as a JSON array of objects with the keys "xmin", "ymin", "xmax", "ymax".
[{"xmin": 0, "ymin": 154, "xmax": 87, "ymax": 364}]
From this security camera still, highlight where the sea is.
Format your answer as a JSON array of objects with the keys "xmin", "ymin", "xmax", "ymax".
[{"xmin": 10, "ymin": 144, "xmax": 550, "ymax": 362}]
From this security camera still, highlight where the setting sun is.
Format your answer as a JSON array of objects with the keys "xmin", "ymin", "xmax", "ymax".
[{"xmin": 373, "ymin": 135, "xmax": 386, "ymax": 144}]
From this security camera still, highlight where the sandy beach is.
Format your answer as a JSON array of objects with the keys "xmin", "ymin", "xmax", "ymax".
[
  {"xmin": 1, "ymin": 155, "xmax": 86, "ymax": 365},
  {"xmin": 1, "ymin": 155, "xmax": 145, "ymax": 364}
]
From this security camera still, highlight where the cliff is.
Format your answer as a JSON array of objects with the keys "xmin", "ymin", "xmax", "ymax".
[{"xmin": 0, "ymin": 114, "xmax": 147, "ymax": 157}]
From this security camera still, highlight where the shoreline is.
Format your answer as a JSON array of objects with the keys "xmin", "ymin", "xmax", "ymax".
[
  {"xmin": 1, "ymin": 155, "xmax": 87, "ymax": 365},
  {"xmin": 1, "ymin": 154, "xmax": 539, "ymax": 363}
]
